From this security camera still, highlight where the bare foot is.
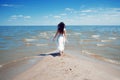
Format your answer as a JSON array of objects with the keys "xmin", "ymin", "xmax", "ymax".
[
  {"xmin": 59, "ymin": 51, "xmax": 64, "ymax": 56},
  {"xmin": 61, "ymin": 51, "xmax": 64, "ymax": 56}
]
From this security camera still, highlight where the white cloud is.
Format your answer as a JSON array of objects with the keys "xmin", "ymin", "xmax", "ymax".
[
  {"xmin": 42, "ymin": 7, "xmax": 120, "ymax": 25},
  {"xmin": 79, "ymin": 8, "xmax": 120, "ymax": 17},
  {"xmin": 18, "ymin": 15, "xmax": 24, "ymax": 17},
  {"xmin": 44, "ymin": 13, "xmax": 67, "ymax": 20},
  {"xmin": 1, "ymin": 4, "xmax": 14, "ymax": 7},
  {"xmin": 98, "ymin": 8, "xmax": 120, "ymax": 17},
  {"xmin": 65, "ymin": 8, "xmax": 74, "ymax": 11},
  {"xmin": 24, "ymin": 16, "xmax": 31, "ymax": 19},
  {"xmin": 66, "ymin": 19, "xmax": 74, "ymax": 22},
  {"xmin": 11, "ymin": 15, "xmax": 17, "ymax": 19},
  {"xmin": 109, "ymin": 8, "xmax": 120, "ymax": 11},
  {"xmin": 81, "ymin": 9, "xmax": 96, "ymax": 13},
  {"xmin": 1, "ymin": 4, "xmax": 23, "ymax": 7},
  {"xmin": 54, "ymin": 16, "xmax": 61, "ymax": 19},
  {"xmin": 9, "ymin": 15, "xmax": 31, "ymax": 21},
  {"xmin": 80, "ymin": 13, "xmax": 86, "ymax": 16},
  {"xmin": 67, "ymin": 7, "xmax": 120, "ymax": 25},
  {"xmin": 60, "ymin": 13, "xmax": 67, "ymax": 16}
]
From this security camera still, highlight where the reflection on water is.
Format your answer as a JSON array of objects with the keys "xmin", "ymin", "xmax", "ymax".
[{"xmin": 0, "ymin": 26, "xmax": 120, "ymax": 65}]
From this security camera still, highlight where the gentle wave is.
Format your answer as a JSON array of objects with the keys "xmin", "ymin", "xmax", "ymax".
[
  {"xmin": 25, "ymin": 43, "xmax": 48, "ymax": 47},
  {"xmin": 39, "ymin": 32, "xmax": 53, "ymax": 39},
  {"xmin": 101, "ymin": 40, "xmax": 111, "ymax": 42},
  {"xmin": 25, "ymin": 43, "xmax": 33, "ymax": 46},
  {"xmin": 0, "ymin": 56, "xmax": 40, "ymax": 68},
  {"xmin": 108, "ymin": 37, "xmax": 117, "ymax": 40},
  {"xmin": 23, "ymin": 38, "xmax": 37, "ymax": 42},
  {"xmin": 0, "ymin": 65, "xmax": 3, "ymax": 68},
  {"xmin": 82, "ymin": 50, "xmax": 120, "ymax": 65},
  {"xmin": 0, "ymin": 26, "xmax": 120, "ymax": 67},
  {"xmin": 74, "ymin": 32, "xmax": 82, "ymax": 35},
  {"xmin": 91, "ymin": 35, "xmax": 100, "ymax": 39},
  {"xmin": 96, "ymin": 44, "xmax": 104, "ymax": 47},
  {"xmin": 35, "ymin": 44, "xmax": 48, "ymax": 46},
  {"xmin": 0, "ymin": 50, "xmax": 57, "ymax": 68}
]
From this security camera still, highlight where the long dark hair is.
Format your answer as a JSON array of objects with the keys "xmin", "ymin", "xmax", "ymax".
[{"xmin": 58, "ymin": 22, "xmax": 65, "ymax": 34}]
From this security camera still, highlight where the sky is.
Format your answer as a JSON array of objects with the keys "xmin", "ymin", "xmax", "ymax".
[{"xmin": 0, "ymin": 0, "xmax": 120, "ymax": 25}]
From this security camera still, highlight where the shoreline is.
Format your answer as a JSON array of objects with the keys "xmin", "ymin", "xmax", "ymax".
[
  {"xmin": 13, "ymin": 51, "xmax": 120, "ymax": 80},
  {"xmin": 0, "ymin": 49, "xmax": 120, "ymax": 68},
  {"xmin": 0, "ymin": 50, "xmax": 120, "ymax": 80},
  {"xmin": 65, "ymin": 49, "xmax": 120, "ymax": 67},
  {"xmin": 0, "ymin": 56, "xmax": 43, "ymax": 80}
]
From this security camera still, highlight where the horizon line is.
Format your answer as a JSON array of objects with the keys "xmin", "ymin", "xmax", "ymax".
[{"xmin": 0, "ymin": 24, "xmax": 120, "ymax": 26}]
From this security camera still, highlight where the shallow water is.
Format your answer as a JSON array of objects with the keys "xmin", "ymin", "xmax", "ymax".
[{"xmin": 0, "ymin": 25, "xmax": 120, "ymax": 65}]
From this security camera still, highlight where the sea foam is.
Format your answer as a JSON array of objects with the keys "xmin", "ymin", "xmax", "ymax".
[
  {"xmin": 23, "ymin": 39, "xmax": 37, "ymax": 42},
  {"xmin": 91, "ymin": 35, "xmax": 100, "ymax": 39},
  {"xmin": 35, "ymin": 44, "xmax": 48, "ymax": 46},
  {"xmin": 101, "ymin": 40, "xmax": 111, "ymax": 42},
  {"xmin": 108, "ymin": 37, "xmax": 116, "ymax": 40},
  {"xmin": 96, "ymin": 44, "xmax": 104, "ymax": 47},
  {"xmin": 0, "ymin": 65, "xmax": 3, "ymax": 68}
]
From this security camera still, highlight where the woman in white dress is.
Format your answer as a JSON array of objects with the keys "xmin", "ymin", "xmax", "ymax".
[{"xmin": 53, "ymin": 22, "xmax": 67, "ymax": 56}]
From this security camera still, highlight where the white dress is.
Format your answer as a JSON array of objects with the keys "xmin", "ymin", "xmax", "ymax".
[{"xmin": 57, "ymin": 29, "xmax": 66, "ymax": 52}]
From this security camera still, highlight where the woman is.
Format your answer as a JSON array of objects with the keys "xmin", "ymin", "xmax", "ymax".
[{"xmin": 53, "ymin": 22, "xmax": 67, "ymax": 56}]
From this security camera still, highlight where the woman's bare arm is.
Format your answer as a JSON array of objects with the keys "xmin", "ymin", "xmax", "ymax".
[
  {"xmin": 64, "ymin": 29, "xmax": 67, "ymax": 41},
  {"xmin": 53, "ymin": 30, "xmax": 59, "ymax": 41}
]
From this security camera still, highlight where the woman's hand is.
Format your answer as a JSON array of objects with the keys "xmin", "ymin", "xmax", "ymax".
[
  {"xmin": 53, "ymin": 30, "xmax": 58, "ymax": 41},
  {"xmin": 52, "ymin": 37, "xmax": 55, "ymax": 41}
]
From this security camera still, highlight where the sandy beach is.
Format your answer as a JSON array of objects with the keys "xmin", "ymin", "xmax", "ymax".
[{"xmin": 12, "ymin": 52, "xmax": 120, "ymax": 80}]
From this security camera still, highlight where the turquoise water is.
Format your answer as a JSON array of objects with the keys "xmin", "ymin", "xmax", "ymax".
[{"xmin": 0, "ymin": 25, "xmax": 120, "ymax": 65}]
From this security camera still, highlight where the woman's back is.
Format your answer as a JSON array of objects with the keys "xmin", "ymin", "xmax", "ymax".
[{"xmin": 53, "ymin": 22, "xmax": 67, "ymax": 56}]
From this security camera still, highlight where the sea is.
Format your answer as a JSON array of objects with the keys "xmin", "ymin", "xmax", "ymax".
[{"xmin": 0, "ymin": 25, "xmax": 120, "ymax": 66}]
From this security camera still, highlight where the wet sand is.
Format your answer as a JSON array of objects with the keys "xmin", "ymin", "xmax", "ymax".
[
  {"xmin": 0, "ymin": 56, "xmax": 43, "ymax": 80},
  {"xmin": 12, "ymin": 51, "xmax": 120, "ymax": 80}
]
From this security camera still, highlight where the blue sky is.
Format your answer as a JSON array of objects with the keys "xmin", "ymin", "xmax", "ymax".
[{"xmin": 0, "ymin": 0, "xmax": 120, "ymax": 25}]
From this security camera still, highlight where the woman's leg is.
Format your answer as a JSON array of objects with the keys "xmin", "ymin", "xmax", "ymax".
[{"xmin": 59, "ymin": 51, "xmax": 64, "ymax": 56}]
